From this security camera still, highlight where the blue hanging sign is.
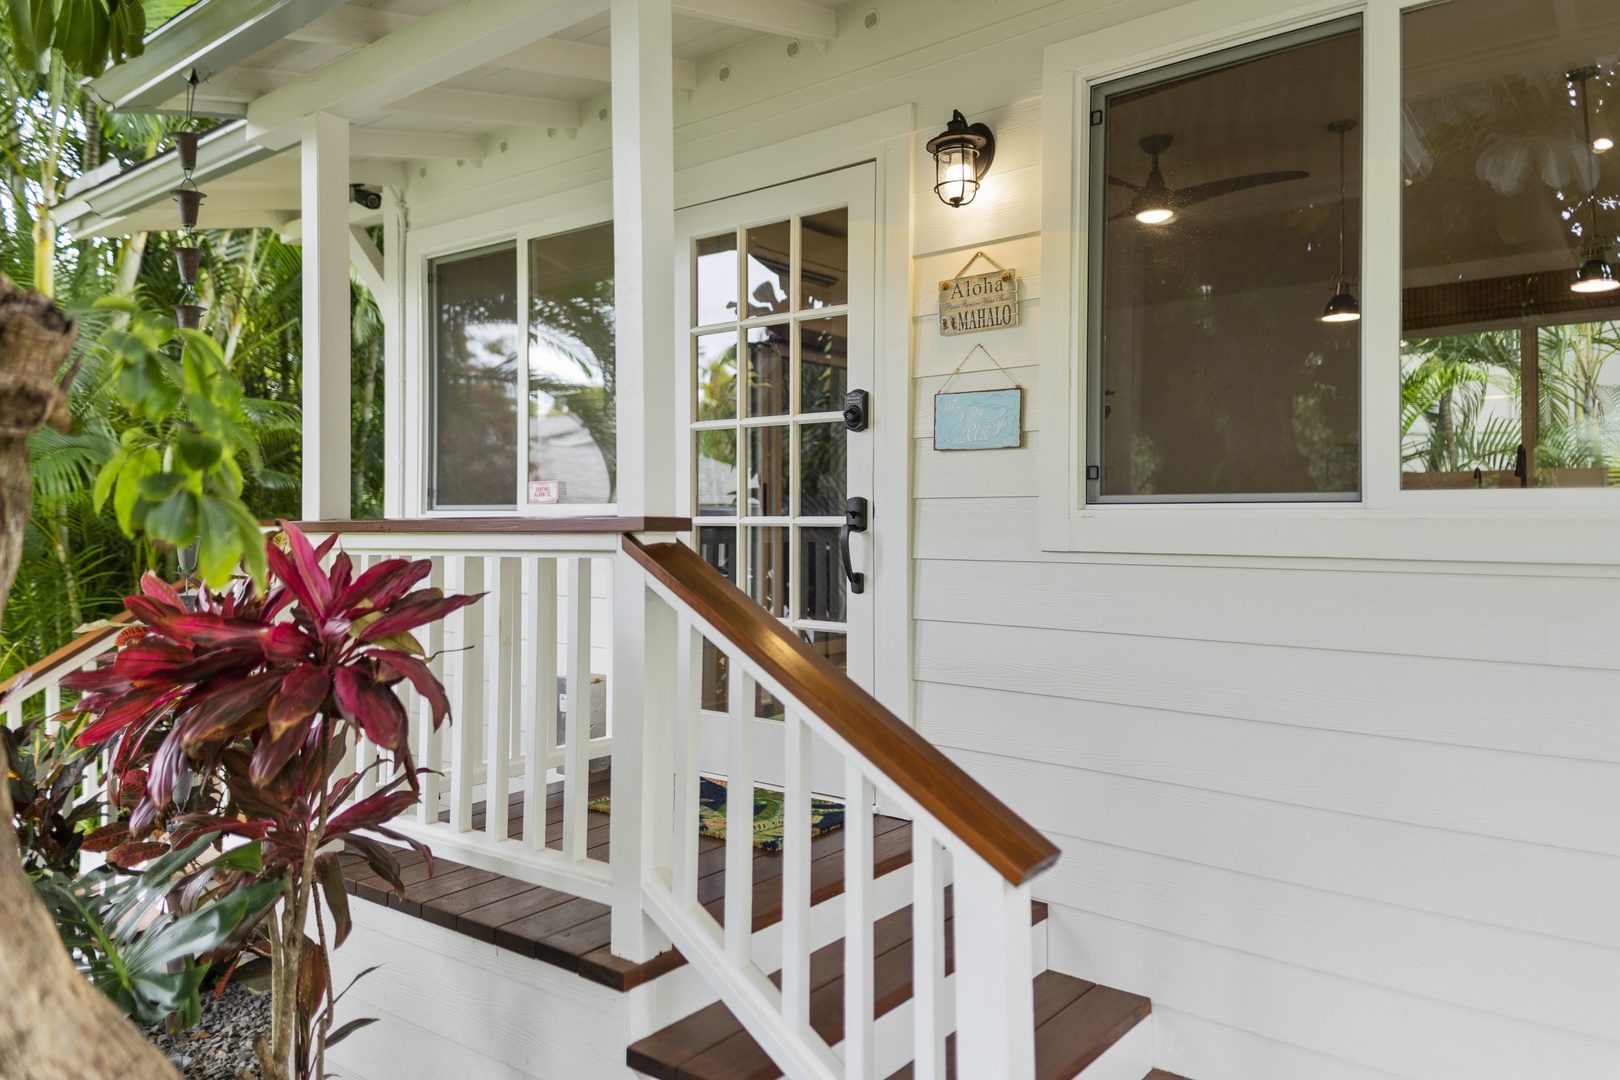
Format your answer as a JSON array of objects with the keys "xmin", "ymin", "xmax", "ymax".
[{"xmin": 934, "ymin": 388, "xmax": 1023, "ymax": 451}]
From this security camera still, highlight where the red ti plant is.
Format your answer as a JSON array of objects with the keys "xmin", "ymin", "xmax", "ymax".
[{"xmin": 62, "ymin": 521, "xmax": 481, "ymax": 1080}]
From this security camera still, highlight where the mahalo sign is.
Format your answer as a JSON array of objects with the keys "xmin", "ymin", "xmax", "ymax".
[{"xmin": 938, "ymin": 252, "xmax": 1019, "ymax": 336}]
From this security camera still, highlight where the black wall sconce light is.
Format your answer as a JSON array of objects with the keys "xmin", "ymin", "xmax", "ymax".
[{"xmin": 926, "ymin": 110, "xmax": 995, "ymax": 208}]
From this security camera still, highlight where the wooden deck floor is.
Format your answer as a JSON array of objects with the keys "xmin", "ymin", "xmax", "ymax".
[{"xmin": 340, "ymin": 767, "xmax": 913, "ymax": 991}]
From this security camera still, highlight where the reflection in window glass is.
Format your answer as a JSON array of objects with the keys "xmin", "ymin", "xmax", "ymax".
[
  {"xmin": 433, "ymin": 246, "xmax": 519, "ymax": 507},
  {"xmin": 697, "ymin": 429, "xmax": 737, "ymax": 515},
  {"xmin": 800, "ymin": 317, "xmax": 847, "ymax": 413},
  {"xmin": 800, "ymin": 209, "xmax": 849, "ymax": 310},
  {"xmin": 746, "ymin": 526, "xmax": 790, "ymax": 617},
  {"xmin": 529, "ymin": 223, "xmax": 615, "ymax": 504},
  {"xmin": 1090, "ymin": 23, "xmax": 1362, "ymax": 500},
  {"xmin": 697, "ymin": 332, "xmax": 738, "ymax": 420},
  {"xmin": 747, "ymin": 425, "xmax": 790, "ymax": 517},
  {"xmin": 799, "ymin": 424, "xmax": 846, "ymax": 516},
  {"xmin": 696, "ymin": 232, "xmax": 739, "ymax": 326},
  {"xmin": 1401, "ymin": 0, "xmax": 1620, "ymax": 489},
  {"xmin": 747, "ymin": 324, "xmax": 790, "ymax": 417},
  {"xmin": 745, "ymin": 221, "xmax": 792, "ymax": 316},
  {"xmin": 799, "ymin": 528, "xmax": 846, "ymax": 622},
  {"xmin": 801, "ymin": 630, "xmax": 847, "ymax": 674}
]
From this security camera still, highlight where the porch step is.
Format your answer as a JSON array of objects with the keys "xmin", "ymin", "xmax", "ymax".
[
  {"xmin": 339, "ymin": 766, "xmax": 914, "ymax": 991},
  {"xmin": 627, "ymin": 900, "xmax": 1142, "ymax": 1080}
]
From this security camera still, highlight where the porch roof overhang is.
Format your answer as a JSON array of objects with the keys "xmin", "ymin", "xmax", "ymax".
[{"xmin": 59, "ymin": 0, "xmax": 843, "ymax": 236}]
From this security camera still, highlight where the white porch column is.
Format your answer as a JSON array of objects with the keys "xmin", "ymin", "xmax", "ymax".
[
  {"xmin": 381, "ymin": 185, "xmax": 407, "ymax": 518},
  {"xmin": 609, "ymin": 0, "xmax": 677, "ymax": 966},
  {"xmin": 301, "ymin": 112, "xmax": 352, "ymax": 521}
]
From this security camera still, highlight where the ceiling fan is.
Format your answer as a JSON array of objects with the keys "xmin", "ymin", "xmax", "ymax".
[{"xmin": 1110, "ymin": 134, "xmax": 1308, "ymax": 224}]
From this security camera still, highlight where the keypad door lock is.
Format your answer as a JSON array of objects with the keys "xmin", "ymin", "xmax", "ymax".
[{"xmin": 843, "ymin": 389, "xmax": 869, "ymax": 432}]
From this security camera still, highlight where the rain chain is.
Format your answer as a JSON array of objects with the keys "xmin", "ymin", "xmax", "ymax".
[{"xmin": 171, "ymin": 70, "xmax": 206, "ymax": 329}]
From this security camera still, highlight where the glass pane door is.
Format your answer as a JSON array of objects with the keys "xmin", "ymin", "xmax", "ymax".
[{"xmin": 692, "ymin": 208, "xmax": 853, "ymax": 717}]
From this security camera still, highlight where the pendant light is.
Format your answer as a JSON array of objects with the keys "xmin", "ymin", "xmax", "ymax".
[
  {"xmin": 1569, "ymin": 68, "xmax": 1620, "ymax": 294},
  {"xmin": 1320, "ymin": 119, "xmax": 1360, "ymax": 323}
]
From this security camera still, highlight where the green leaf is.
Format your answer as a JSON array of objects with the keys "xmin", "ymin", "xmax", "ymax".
[
  {"xmin": 146, "ymin": 489, "xmax": 199, "ymax": 547},
  {"xmin": 92, "ymin": 448, "xmax": 125, "ymax": 512},
  {"xmin": 176, "ymin": 429, "xmax": 223, "ymax": 471},
  {"xmin": 196, "ymin": 495, "xmax": 241, "ymax": 588},
  {"xmin": 135, "ymin": 470, "xmax": 184, "ymax": 501},
  {"xmin": 225, "ymin": 497, "xmax": 268, "ymax": 590},
  {"xmin": 210, "ymin": 841, "xmax": 264, "ymax": 873},
  {"xmin": 113, "ymin": 448, "xmax": 158, "ymax": 533},
  {"xmin": 326, "ymin": 1017, "xmax": 379, "ymax": 1048}
]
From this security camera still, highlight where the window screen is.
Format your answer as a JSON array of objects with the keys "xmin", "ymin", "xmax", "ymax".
[
  {"xmin": 1088, "ymin": 20, "xmax": 1363, "ymax": 502},
  {"xmin": 432, "ymin": 245, "xmax": 519, "ymax": 508}
]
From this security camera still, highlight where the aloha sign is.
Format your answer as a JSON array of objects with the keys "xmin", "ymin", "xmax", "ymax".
[{"xmin": 938, "ymin": 252, "xmax": 1018, "ymax": 336}]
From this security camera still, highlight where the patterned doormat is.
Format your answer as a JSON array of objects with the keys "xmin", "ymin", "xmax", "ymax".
[{"xmin": 588, "ymin": 776, "xmax": 843, "ymax": 852}]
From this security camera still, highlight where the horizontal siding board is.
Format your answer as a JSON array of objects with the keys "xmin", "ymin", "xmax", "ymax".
[
  {"xmin": 913, "ymin": 161, "xmax": 1042, "ymax": 253},
  {"xmin": 913, "ymin": 301, "xmax": 1043, "ymax": 377},
  {"xmin": 916, "ymin": 682, "xmax": 1620, "ymax": 869},
  {"xmin": 1152, "ymin": 1007, "xmax": 1417, "ymax": 1080},
  {"xmin": 915, "ymin": 619, "xmax": 1620, "ymax": 767},
  {"xmin": 914, "ymin": 557, "xmax": 1620, "ymax": 671},
  {"xmin": 914, "ymin": 433, "xmax": 1041, "ymax": 499},
  {"xmin": 1041, "ymin": 832, "xmax": 1620, "ymax": 1040},
  {"xmin": 942, "ymin": 742, "xmax": 1620, "ymax": 950},
  {"xmin": 1046, "ymin": 903, "xmax": 1620, "ymax": 1080}
]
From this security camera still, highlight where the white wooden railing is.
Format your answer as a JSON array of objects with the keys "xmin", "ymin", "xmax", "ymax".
[
  {"xmin": 623, "ymin": 536, "xmax": 1061, "ymax": 1080},
  {"xmin": 306, "ymin": 522, "xmax": 627, "ymax": 904}
]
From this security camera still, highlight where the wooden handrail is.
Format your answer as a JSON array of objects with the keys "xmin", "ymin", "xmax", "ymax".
[
  {"xmin": 294, "ymin": 516, "xmax": 691, "ymax": 535},
  {"xmin": 623, "ymin": 535, "xmax": 1061, "ymax": 887},
  {"xmin": 0, "ymin": 611, "xmax": 133, "ymax": 699}
]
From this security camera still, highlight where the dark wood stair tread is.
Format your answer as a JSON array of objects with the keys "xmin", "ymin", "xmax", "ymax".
[
  {"xmin": 339, "ymin": 764, "xmax": 914, "ymax": 992},
  {"xmin": 627, "ymin": 902, "xmax": 1089, "ymax": 1080}
]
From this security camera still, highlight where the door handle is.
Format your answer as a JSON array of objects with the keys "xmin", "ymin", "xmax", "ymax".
[{"xmin": 840, "ymin": 497, "xmax": 868, "ymax": 595}]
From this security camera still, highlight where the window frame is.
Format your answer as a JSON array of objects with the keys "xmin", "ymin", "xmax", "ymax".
[
  {"xmin": 404, "ymin": 181, "xmax": 618, "ymax": 519},
  {"xmin": 1039, "ymin": 0, "xmax": 1620, "ymax": 563}
]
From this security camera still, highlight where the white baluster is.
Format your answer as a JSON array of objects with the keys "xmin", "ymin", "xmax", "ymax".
[
  {"xmin": 485, "ymin": 556, "xmax": 519, "ymax": 842},
  {"xmin": 724, "ymin": 666, "xmax": 755, "ymax": 966},
  {"xmin": 844, "ymin": 768, "xmax": 875, "ymax": 1079},
  {"xmin": 671, "ymin": 617, "xmax": 702, "ymax": 910},
  {"xmin": 561, "ymin": 557, "xmax": 593, "ymax": 860},
  {"xmin": 416, "ymin": 556, "xmax": 445, "ymax": 825},
  {"xmin": 445, "ymin": 555, "xmax": 485, "ymax": 833},
  {"xmin": 781, "ymin": 709, "xmax": 813, "ymax": 1037},
  {"xmin": 952, "ymin": 864, "xmax": 1036, "ymax": 1080},
  {"xmin": 44, "ymin": 685, "xmax": 61, "ymax": 736},
  {"xmin": 523, "ymin": 556, "xmax": 558, "ymax": 851},
  {"xmin": 913, "ymin": 834, "xmax": 950, "ymax": 1080}
]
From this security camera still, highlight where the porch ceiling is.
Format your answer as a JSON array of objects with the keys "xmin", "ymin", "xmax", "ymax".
[{"xmin": 63, "ymin": 0, "xmax": 846, "ymax": 234}]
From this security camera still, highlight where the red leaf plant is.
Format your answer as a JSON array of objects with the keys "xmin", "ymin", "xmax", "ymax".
[{"xmin": 62, "ymin": 520, "xmax": 481, "ymax": 1080}]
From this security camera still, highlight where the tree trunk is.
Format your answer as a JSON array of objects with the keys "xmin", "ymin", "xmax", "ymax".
[{"xmin": 0, "ymin": 279, "xmax": 180, "ymax": 1080}]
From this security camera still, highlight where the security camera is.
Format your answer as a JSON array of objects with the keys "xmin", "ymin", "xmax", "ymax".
[{"xmin": 350, "ymin": 184, "xmax": 382, "ymax": 210}]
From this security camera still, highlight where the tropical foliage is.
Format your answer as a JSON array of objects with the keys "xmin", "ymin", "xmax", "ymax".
[
  {"xmin": 1401, "ymin": 322, "xmax": 1620, "ymax": 483},
  {"xmin": 61, "ymin": 522, "xmax": 477, "ymax": 1079}
]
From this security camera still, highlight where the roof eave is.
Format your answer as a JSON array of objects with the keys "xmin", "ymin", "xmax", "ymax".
[
  {"xmin": 89, "ymin": 0, "xmax": 352, "ymax": 111},
  {"xmin": 57, "ymin": 121, "xmax": 274, "ymax": 235}
]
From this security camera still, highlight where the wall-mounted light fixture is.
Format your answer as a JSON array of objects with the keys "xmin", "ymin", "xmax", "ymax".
[{"xmin": 926, "ymin": 110, "xmax": 995, "ymax": 208}]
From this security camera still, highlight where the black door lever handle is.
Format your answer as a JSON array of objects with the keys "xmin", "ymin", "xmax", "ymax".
[{"xmin": 840, "ymin": 497, "xmax": 868, "ymax": 595}]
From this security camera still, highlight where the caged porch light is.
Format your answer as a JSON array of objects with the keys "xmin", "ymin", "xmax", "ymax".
[{"xmin": 926, "ymin": 109, "xmax": 996, "ymax": 208}]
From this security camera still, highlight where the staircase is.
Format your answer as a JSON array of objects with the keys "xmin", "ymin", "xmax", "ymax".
[{"xmin": 629, "ymin": 899, "xmax": 1157, "ymax": 1080}]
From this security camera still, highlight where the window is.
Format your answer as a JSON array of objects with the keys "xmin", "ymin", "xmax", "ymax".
[
  {"xmin": 429, "ymin": 226, "xmax": 617, "ymax": 510},
  {"xmin": 528, "ymin": 223, "xmax": 617, "ymax": 504},
  {"xmin": 431, "ymin": 245, "xmax": 519, "ymax": 508},
  {"xmin": 1400, "ymin": 0, "xmax": 1620, "ymax": 490},
  {"xmin": 1087, "ymin": 20, "xmax": 1363, "ymax": 502}
]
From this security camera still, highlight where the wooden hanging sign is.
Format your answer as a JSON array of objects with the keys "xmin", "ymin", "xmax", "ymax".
[{"xmin": 938, "ymin": 251, "xmax": 1018, "ymax": 336}]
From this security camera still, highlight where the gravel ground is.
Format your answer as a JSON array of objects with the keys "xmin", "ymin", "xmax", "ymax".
[{"xmin": 145, "ymin": 981, "xmax": 269, "ymax": 1080}]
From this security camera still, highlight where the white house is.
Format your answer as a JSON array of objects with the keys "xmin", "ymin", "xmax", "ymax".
[{"xmin": 43, "ymin": 0, "xmax": 1620, "ymax": 1077}]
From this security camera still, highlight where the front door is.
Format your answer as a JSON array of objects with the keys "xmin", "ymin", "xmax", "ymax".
[{"xmin": 676, "ymin": 165, "xmax": 877, "ymax": 794}]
